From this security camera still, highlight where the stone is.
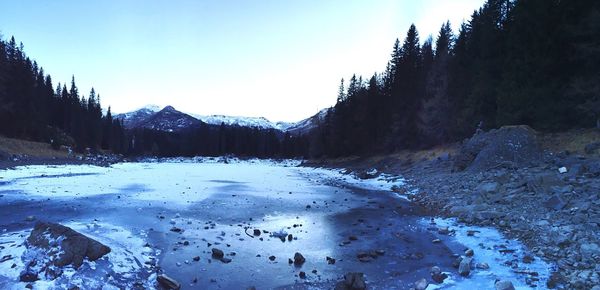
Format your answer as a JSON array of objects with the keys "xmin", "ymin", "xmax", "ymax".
[
  {"xmin": 26, "ymin": 221, "xmax": 111, "ymax": 269},
  {"xmin": 211, "ymin": 248, "xmax": 224, "ymax": 259},
  {"xmin": 414, "ymin": 278, "xmax": 428, "ymax": 290},
  {"xmin": 299, "ymin": 271, "xmax": 306, "ymax": 279},
  {"xmin": 465, "ymin": 249, "xmax": 474, "ymax": 257},
  {"xmin": 293, "ymin": 252, "xmax": 305, "ymax": 266},
  {"xmin": 476, "ymin": 262, "xmax": 490, "ymax": 269},
  {"xmin": 544, "ymin": 195, "xmax": 567, "ymax": 210},
  {"xmin": 334, "ymin": 272, "xmax": 366, "ymax": 290},
  {"xmin": 452, "ymin": 256, "xmax": 462, "ymax": 268},
  {"xmin": 458, "ymin": 257, "xmax": 472, "ymax": 277},
  {"xmin": 19, "ymin": 270, "xmax": 39, "ymax": 282},
  {"xmin": 495, "ymin": 280, "xmax": 516, "ymax": 290},
  {"xmin": 438, "ymin": 227, "xmax": 450, "ymax": 235},
  {"xmin": 431, "ymin": 266, "xmax": 447, "ymax": 283},
  {"xmin": 477, "ymin": 182, "xmax": 499, "ymax": 193},
  {"xmin": 269, "ymin": 255, "xmax": 276, "ymax": 261},
  {"xmin": 253, "ymin": 229, "xmax": 261, "ymax": 236},
  {"xmin": 580, "ymin": 243, "xmax": 600, "ymax": 260},
  {"xmin": 157, "ymin": 274, "xmax": 181, "ymax": 290}
]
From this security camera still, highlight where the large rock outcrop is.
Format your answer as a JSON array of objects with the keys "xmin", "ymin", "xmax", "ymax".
[
  {"xmin": 27, "ymin": 221, "xmax": 111, "ymax": 268},
  {"xmin": 454, "ymin": 125, "xmax": 541, "ymax": 172},
  {"xmin": 20, "ymin": 221, "xmax": 111, "ymax": 282}
]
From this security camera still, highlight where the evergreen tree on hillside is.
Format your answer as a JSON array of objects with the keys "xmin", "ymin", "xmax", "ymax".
[
  {"xmin": 389, "ymin": 24, "xmax": 422, "ymax": 149},
  {"xmin": 419, "ymin": 22, "xmax": 453, "ymax": 146}
]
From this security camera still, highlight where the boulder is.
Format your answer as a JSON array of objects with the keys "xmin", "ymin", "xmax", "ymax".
[
  {"xmin": 495, "ymin": 280, "xmax": 515, "ymax": 290},
  {"xmin": 26, "ymin": 221, "xmax": 111, "ymax": 269},
  {"xmin": 458, "ymin": 257, "xmax": 472, "ymax": 277},
  {"xmin": 430, "ymin": 266, "xmax": 447, "ymax": 283},
  {"xmin": 454, "ymin": 126, "xmax": 541, "ymax": 172},
  {"xmin": 211, "ymin": 248, "xmax": 224, "ymax": 259},
  {"xmin": 526, "ymin": 173, "xmax": 563, "ymax": 195},
  {"xmin": 157, "ymin": 274, "xmax": 181, "ymax": 290},
  {"xmin": 544, "ymin": 195, "xmax": 567, "ymax": 210},
  {"xmin": 334, "ymin": 272, "xmax": 366, "ymax": 290},
  {"xmin": 414, "ymin": 278, "xmax": 428, "ymax": 290},
  {"xmin": 293, "ymin": 252, "xmax": 305, "ymax": 266}
]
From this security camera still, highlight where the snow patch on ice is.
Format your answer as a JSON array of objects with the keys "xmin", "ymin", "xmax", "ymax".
[
  {"xmin": 304, "ymin": 167, "xmax": 412, "ymax": 199},
  {"xmin": 423, "ymin": 217, "xmax": 553, "ymax": 290}
]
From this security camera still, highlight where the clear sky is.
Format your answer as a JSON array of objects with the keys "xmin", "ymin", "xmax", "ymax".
[{"xmin": 0, "ymin": 0, "xmax": 484, "ymax": 122}]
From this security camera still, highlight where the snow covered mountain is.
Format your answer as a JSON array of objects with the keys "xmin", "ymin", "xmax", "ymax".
[
  {"xmin": 286, "ymin": 108, "xmax": 330, "ymax": 136},
  {"xmin": 139, "ymin": 106, "xmax": 203, "ymax": 132},
  {"xmin": 191, "ymin": 114, "xmax": 293, "ymax": 131},
  {"xmin": 115, "ymin": 105, "xmax": 329, "ymax": 134},
  {"xmin": 115, "ymin": 105, "xmax": 202, "ymax": 132},
  {"xmin": 115, "ymin": 105, "xmax": 161, "ymax": 129}
]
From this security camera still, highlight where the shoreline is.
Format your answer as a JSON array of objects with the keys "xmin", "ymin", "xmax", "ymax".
[{"xmin": 305, "ymin": 144, "xmax": 600, "ymax": 289}]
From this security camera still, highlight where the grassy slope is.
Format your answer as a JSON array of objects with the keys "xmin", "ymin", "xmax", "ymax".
[{"xmin": 0, "ymin": 135, "xmax": 70, "ymax": 158}]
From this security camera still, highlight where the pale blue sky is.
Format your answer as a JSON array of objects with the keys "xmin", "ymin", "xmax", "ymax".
[{"xmin": 0, "ymin": 0, "xmax": 484, "ymax": 122}]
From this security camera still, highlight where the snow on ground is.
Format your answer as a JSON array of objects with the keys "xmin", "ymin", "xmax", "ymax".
[
  {"xmin": 423, "ymin": 218, "xmax": 553, "ymax": 290},
  {"xmin": 304, "ymin": 167, "xmax": 414, "ymax": 199},
  {"xmin": 0, "ymin": 222, "xmax": 156, "ymax": 290}
]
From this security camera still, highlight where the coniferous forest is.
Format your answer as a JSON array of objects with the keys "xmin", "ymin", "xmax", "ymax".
[
  {"xmin": 0, "ymin": 35, "xmax": 127, "ymax": 153},
  {"xmin": 309, "ymin": 0, "xmax": 600, "ymax": 157},
  {"xmin": 1, "ymin": 0, "xmax": 599, "ymax": 158}
]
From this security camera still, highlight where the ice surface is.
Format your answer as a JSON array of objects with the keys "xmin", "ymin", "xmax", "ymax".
[
  {"xmin": 0, "ymin": 159, "xmax": 552, "ymax": 289},
  {"xmin": 0, "ymin": 159, "xmax": 311, "ymax": 206}
]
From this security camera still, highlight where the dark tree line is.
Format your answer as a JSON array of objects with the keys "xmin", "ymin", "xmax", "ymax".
[
  {"xmin": 0, "ymin": 35, "xmax": 127, "ymax": 153},
  {"xmin": 309, "ymin": 0, "xmax": 600, "ymax": 158},
  {"xmin": 125, "ymin": 125, "xmax": 308, "ymax": 158},
  {"xmin": 0, "ymin": 34, "xmax": 305, "ymax": 158}
]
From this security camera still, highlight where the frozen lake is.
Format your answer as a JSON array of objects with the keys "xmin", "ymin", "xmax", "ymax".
[{"xmin": 0, "ymin": 159, "xmax": 552, "ymax": 289}]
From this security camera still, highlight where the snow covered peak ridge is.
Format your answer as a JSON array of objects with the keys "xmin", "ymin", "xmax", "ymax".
[
  {"xmin": 115, "ymin": 105, "xmax": 202, "ymax": 132},
  {"xmin": 115, "ymin": 104, "xmax": 330, "ymax": 134},
  {"xmin": 140, "ymin": 104, "xmax": 161, "ymax": 112},
  {"xmin": 192, "ymin": 114, "xmax": 291, "ymax": 130}
]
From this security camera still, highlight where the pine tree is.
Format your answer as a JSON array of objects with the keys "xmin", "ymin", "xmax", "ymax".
[
  {"xmin": 336, "ymin": 78, "xmax": 345, "ymax": 103},
  {"xmin": 419, "ymin": 23, "xmax": 454, "ymax": 146}
]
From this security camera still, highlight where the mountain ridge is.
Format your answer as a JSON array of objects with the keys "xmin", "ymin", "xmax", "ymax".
[{"xmin": 115, "ymin": 105, "xmax": 327, "ymax": 134}]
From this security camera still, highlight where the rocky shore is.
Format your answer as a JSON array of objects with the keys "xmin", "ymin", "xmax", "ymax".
[{"xmin": 310, "ymin": 126, "xmax": 600, "ymax": 289}]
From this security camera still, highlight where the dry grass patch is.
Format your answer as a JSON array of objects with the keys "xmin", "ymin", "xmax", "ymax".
[{"xmin": 0, "ymin": 136, "xmax": 70, "ymax": 158}]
